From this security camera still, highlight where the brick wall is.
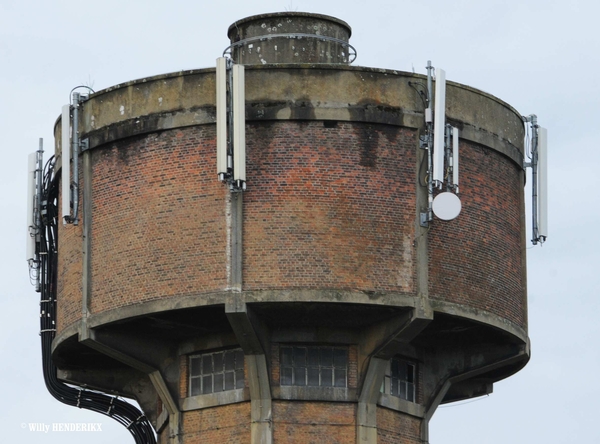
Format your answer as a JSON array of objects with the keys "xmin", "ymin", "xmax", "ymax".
[
  {"xmin": 180, "ymin": 354, "xmax": 188, "ymax": 399},
  {"xmin": 61, "ymin": 120, "xmax": 525, "ymax": 328},
  {"xmin": 56, "ymin": 173, "xmax": 83, "ymax": 332},
  {"xmin": 243, "ymin": 121, "xmax": 417, "ymax": 293},
  {"xmin": 181, "ymin": 403, "xmax": 251, "ymax": 444},
  {"xmin": 377, "ymin": 407, "xmax": 421, "ymax": 444},
  {"xmin": 89, "ymin": 126, "xmax": 228, "ymax": 314},
  {"xmin": 272, "ymin": 401, "xmax": 356, "ymax": 444},
  {"xmin": 60, "ymin": 120, "xmax": 420, "ymax": 316},
  {"xmin": 428, "ymin": 140, "xmax": 526, "ymax": 329}
]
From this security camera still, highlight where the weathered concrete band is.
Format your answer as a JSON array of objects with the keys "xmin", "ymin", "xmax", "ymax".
[{"xmin": 54, "ymin": 65, "xmax": 525, "ymax": 168}]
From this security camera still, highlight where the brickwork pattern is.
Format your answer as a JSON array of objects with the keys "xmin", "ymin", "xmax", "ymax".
[
  {"xmin": 272, "ymin": 401, "xmax": 356, "ymax": 444},
  {"xmin": 243, "ymin": 121, "xmax": 417, "ymax": 293},
  {"xmin": 56, "ymin": 172, "xmax": 83, "ymax": 332},
  {"xmin": 180, "ymin": 354, "xmax": 188, "ymax": 399},
  {"xmin": 181, "ymin": 403, "xmax": 251, "ymax": 444},
  {"xmin": 377, "ymin": 407, "xmax": 421, "ymax": 444},
  {"xmin": 89, "ymin": 127, "xmax": 228, "ymax": 314},
  {"xmin": 60, "ymin": 120, "xmax": 527, "ymax": 329},
  {"xmin": 428, "ymin": 141, "xmax": 526, "ymax": 328},
  {"xmin": 272, "ymin": 343, "xmax": 280, "ymax": 384},
  {"xmin": 347, "ymin": 345, "xmax": 358, "ymax": 389}
]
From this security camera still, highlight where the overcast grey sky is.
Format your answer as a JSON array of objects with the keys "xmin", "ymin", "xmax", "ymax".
[{"xmin": 2, "ymin": 0, "xmax": 598, "ymax": 443}]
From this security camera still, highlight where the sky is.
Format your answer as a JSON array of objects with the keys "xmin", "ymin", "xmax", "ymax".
[{"xmin": 1, "ymin": 0, "xmax": 598, "ymax": 442}]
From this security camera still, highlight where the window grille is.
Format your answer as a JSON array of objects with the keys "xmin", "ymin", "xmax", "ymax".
[
  {"xmin": 189, "ymin": 349, "xmax": 244, "ymax": 396},
  {"xmin": 280, "ymin": 346, "xmax": 348, "ymax": 388},
  {"xmin": 383, "ymin": 357, "xmax": 416, "ymax": 402}
]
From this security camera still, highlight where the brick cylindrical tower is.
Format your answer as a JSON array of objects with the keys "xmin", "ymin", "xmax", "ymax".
[{"xmin": 52, "ymin": 12, "xmax": 529, "ymax": 444}]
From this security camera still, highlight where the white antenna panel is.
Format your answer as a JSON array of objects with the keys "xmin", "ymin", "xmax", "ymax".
[
  {"xmin": 61, "ymin": 104, "xmax": 71, "ymax": 225},
  {"xmin": 216, "ymin": 57, "xmax": 228, "ymax": 177},
  {"xmin": 432, "ymin": 68, "xmax": 446, "ymax": 184},
  {"xmin": 537, "ymin": 126, "xmax": 548, "ymax": 239},
  {"xmin": 452, "ymin": 126, "xmax": 459, "ymax": 191},
  {"xmin": 26, "ymin": 152, "xmax": 37, "ymax": 261},
  {"xmin": 233, "ymin": 64, "xmax": 246, "ymax": 183},
  {"xmin": 432, "ymin": 192, "xmax": 462, "ymax": 221}
]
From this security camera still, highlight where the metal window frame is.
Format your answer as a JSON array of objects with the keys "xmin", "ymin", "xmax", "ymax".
[
  {"xmin": 280, "ymin": 345, "xmax": 348, "ymax": 388},
  {"xmin": 188, "ymin": 348, "xmax": 244, "ymax": 396},
  {"xmin": 384, "ymin": 357, "xmax": 416, "ymax": 403}
]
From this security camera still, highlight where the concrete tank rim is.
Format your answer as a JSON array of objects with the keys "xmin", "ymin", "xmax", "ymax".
[
  {"xmin": 53, "ymin": 64, "xmax": 524, "ymax": 133},
  {"xmin": 226, "ymin": 11, "xmax": 352, "ymax": 38},
  {"xmin": 51, "ymin": 290, "xmax": 529, "ymax": 356},
  {"xmin": 52, "ymin": 67, "xmax": 217, "ymax": 133}
]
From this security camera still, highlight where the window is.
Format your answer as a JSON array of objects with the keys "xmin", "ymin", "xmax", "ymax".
[
  {"xmin": 383, "ymin": 357, "xmax": 416, "ymax": 402},
  {"xmin": 189, "ymin": 349, "xmax": 244, "ymax": 396},
  {"xmin": 280, "ymin": 346, "xmax": 348, "ymax": 388}
]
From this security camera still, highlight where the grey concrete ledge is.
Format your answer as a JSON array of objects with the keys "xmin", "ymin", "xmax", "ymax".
[
  {"xmin": 377, "ymin": 394, "xmax": 425, "ymax": 418},
  {"xmin": 52, "ymin": 290, "xmax": 528, "ymax": 354},
  {"xmin": 70, "ymin": 64, "xmax": 523, "ymax": 119},
  {"xmin": 84, "ymin": 106, "xmax": 216, "ymax": 149},
  {"xmin": 54, "ymin": 64, "xmax": 524, "ymax": 169},
  {"xmin": 227, "ymin": 12, "xmax": 352, "ymax": 38},
  {"xmin": 52, "ymin": 289, "xmax": 418, "ymax": 353},
  {"xmin": 239, "ymin": 289, "xmax": 419, "ymax": 306},
  {"xmin": 52, "ymin": 321, "xmax": 82, "ymax": 354},
  {"xmin": 80, "ymin": 289, "xmax": 420, "ymax": 330},
  {"xmin": 180, "ymin": 388, "xmax": 249, "ymax": 411},
  {"xmin": 430, "ymin": 299, "xmax": 528, "ymax": 344}
]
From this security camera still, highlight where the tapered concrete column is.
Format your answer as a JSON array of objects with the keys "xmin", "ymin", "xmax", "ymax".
[
  {"xmin": 357, "ymin": 357, "xmax": 388, "ymax": 443},
  {"xmin": 226, "ymin": 298, "xmax": 272, "ymax": 444}
]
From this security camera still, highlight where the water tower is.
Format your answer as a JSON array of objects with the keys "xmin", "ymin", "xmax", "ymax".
[{"xmin": 28, "ymin": 11, "xmax": 548, "ymax": 444}]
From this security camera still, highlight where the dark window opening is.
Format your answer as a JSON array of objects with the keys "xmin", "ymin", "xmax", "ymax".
[
  {"xmin": 383, "ymin": 357, "xmax": 416, "ymax": 402},
  {"xmin": 189, "ymin": 348, "xmax": 244, "ymax": 396},
  {"xmin": 280, "ymin": 346, "xmax": 348, "ymax": 388}
]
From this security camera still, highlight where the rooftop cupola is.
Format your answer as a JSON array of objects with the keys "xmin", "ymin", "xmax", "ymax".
[{"xmin": 226, "ymin": 12, "xmax": 355, "ymax": 65}]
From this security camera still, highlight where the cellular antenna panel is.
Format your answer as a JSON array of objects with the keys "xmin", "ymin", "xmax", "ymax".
[
  {"xmin": 61, "ymin": 104, "xmax": 70, "ymax": 224},
  {"xmin": 432, "ymin": 68, "xmax": 446, "ymax": 184},
  {"xmin": 537, "ymin": 126, "xmax": 548, "ymax": 239},
  {"xmin": 216, "ymin": 57, "xmax": 228, "ymax": 177}
]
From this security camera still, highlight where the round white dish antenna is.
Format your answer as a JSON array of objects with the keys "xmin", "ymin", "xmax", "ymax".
[{"xmin": 432, "ymin": 192, "xmax": 462, "ymax": 221}]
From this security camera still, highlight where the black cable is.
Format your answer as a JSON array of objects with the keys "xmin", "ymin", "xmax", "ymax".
[
  {"xmin": 408, "ymin": 81, "xmax": 428, "ymax": 109},
  {"xmin": 418, "ymin": 150, "xmax": 429, "ymax": 187},
  {"xmin": 38, "ymin": 158, "xmax": 156, "ymax": 444},
  {"xmin": 407, "ymin": 81, "xmax": 430, "ymax": 187}
]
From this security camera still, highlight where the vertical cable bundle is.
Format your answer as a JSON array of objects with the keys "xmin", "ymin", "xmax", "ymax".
[{"xmin": 38, "ymin": 157, "xmax": 156, "ymax": 444}]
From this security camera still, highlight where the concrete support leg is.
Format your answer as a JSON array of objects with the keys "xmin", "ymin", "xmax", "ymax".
[
  {"xmin": 149, "ymin": 370, "xmax": 181, "ymax": 443},
  {"xmin": 357, "ymin": 357, "xmax": 388, "ymax": 443},
  {"xmin": 79, "ymin": 329, "xmax": 181, "ymax": 444},
  {"xmin": 356, "ymin": 301, "xmax": 433, "ymax": 444},
  {"xmin": 246, "ymin": 354, "xmax": 273, "ymax": 444},
  {"xmin": 226, "ymin": 298, "xmax": 272, "ymax": 444}
]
